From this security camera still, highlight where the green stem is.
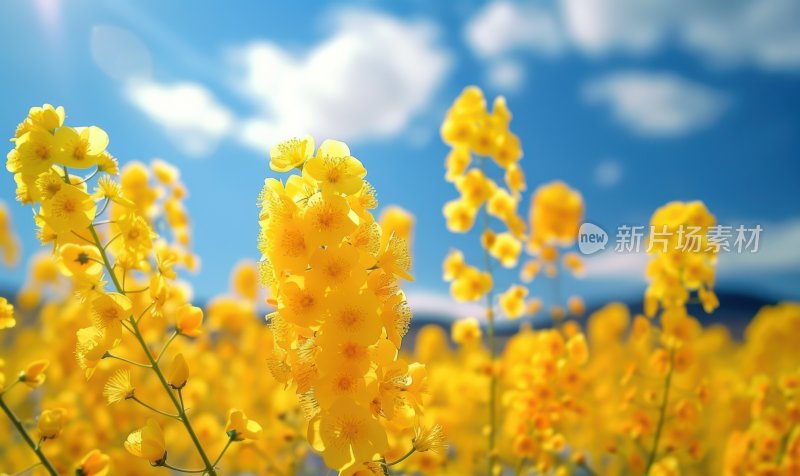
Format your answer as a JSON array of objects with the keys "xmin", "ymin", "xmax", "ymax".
[
  {"xmin": 161, "ymin": 462, "xmax": 206, "ymax": 473},
  {"xmin": 156, "ymin": 331, "xmax": 178, "ymax": 364},
  {"xmin": 379, "ymin": 457, "xmax": 390, "ymax": 476},
  {"xmin": 88, "ymin": 224, "xmax": 218, "ymax": 476},
  {"xmin": 212, "ymin": 436, "xmax": 235, "ymax": 467},
  {"xmin": 480, "ymin": 156, "xmax": 498, "ymax": 475},
  {"xmin": 644, "ymin": 347, "xmax": 675, "ymax": 474},
  {"xmin": 0, "ymin": 378, "xmax": 20, "ymax": 397},
  {"xmin": 0, "ymin": 397, "xmax": 57, "ymax": 476},
  {"xmin": 103, "ymin": 352, "xmax": 151, "ymax": 368},
  {"xmin": 386, "ymin": 447, "xmax": 416, "ymax": 466},
  {"xmin": 12, "ymin": 461, "xmax": 42, "ymax": 476},
  {"xmin": 131, "ymin": 396, "xmax": 180, "ymax": 419}
]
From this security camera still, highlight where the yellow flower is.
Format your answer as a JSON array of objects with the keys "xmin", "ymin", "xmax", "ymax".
[
  {"xmin": 310, "ymin": 399, "xmax": 388, "ymax": 471},
  {"xmin": 124, "ymin": 418, "xmax": 166, "ymax": 464},
  {"xmin": 379, "ymin": 206, "xmax": 414, "ymax": 244},
  {"xmin": 529, "ymin": 181, "xmax": 584, "ymax": 247},
  {"xmin": 456, "ymin": 169, "xmax": 496, "ymax": 207},
  {"xmin": 90, "ymin": 292, "xmax": 132, "ymax": 330},
  {"xmin": 176, "ymin": 304, "xmax": 204, "ymax": 337},
  {"xmin": 39, "ymin": 185, "xmax": 97, "ymax": 234},
  {"xmin": 19, "ymin": 104, "xmax": 65, "ymax": 135},
  {"xmin": 56, "ymin": 243, "xmax": 103, "ymax": 279},
  {"xmin": 151, "ymin": 158, "xmax": 180, "ymax": 184},
  {"xmin": 443, "ymin": 198, "xmax": 477, "ymax": 233},
  {"xmin": 307, "ymin": 243, "xmax": 362, "ymax": 291},
  {"xmin": 322, "ymin": 288, "xmax": 382, "ymax": 345},
  {"xmin": 450, "ymin": 266, "xmax": 492, "ymax": 302},
  {"xmin": 37, "ymin": 408, "xmax": 67, "ymax": 440},
  {"xmin": 377, "ymin": 233, "xmax": 413, "ymax": 281},
  {"xmin": 567, "ymin": 295, "xmax": 586, "ymax": 316},
  {"xmin": 231, "ymin": 260, "xmax": 259, "ymax": 301},
  {"xmin": 22, "ymin": 359, "xmax": 49, "ymax": 388},
  {"xmin": 115, "ymin": 213, "xmax": 156, "ymax": 257},
  {"xmin": 566, "ymin": 333, "xmax": 589, "ymax": 365},
  {"xmin": 499, "ymin": 285, "xmax": 528, "ymax": 319},
  {"xmin": 302, "ymin": 191, "xmax": 357, "ymax": 247},
  {"xmin": 304, "ymin": 140, "xmax": 366, "ymax": 195},
  {"xmin": 442, "ymin": 249, "xmax": 465, "ymax": 281},
  {"xmin": 76, "ymin": 325, "xmax": 120, "ymax": 379},
  {"xmin": 167, "ymin": 353, "xmax": 189, "ymax": 390},
  {"xmin": 489, "ymin": 232, "xmax": 522, "ymax": 268},
  {"xmin": 445, "ymin": 147, "xmax": 471, "ymax": 182},
  {"xmin": 270, "ymin": 136, "xmax": 315, "ymax": 172},
  {"xmin": 0, "ymin": 296, "xmax": 15, "ymax": 329},
  {"xmin": 277, "ymin": 278, "xmax": 325, "ymax": 327},
  {"xmin": 452, "ymin": 317, "xmax": 482, "ymax": 345},
  {"xmin": 11, "ymin": 130, "xmax": 57, "ymax": 175},
  {"xmin": 413, "ymin": 423, "xmax": 447, "ymax": 454},
  {"xmin": 492, "ymin": 131, "xmax": 522, "ymax": 168},
  {"xmin": 93, "ymin": 175, "xmax": 135, "ymax": 208},
  {"xmin": 103, "ymin": 369, "xmax": 134, "ymax": 404},
  {"xmin": 226, "ymin": 408, "xmax": 263, "ymax": 441},
  {"xmin": 54, "ymin": 126, "xmax": 109, "ymax": 169},
  {"xmin": 76, "ymin": 449, "xmax": 110, "ymax": 476}
]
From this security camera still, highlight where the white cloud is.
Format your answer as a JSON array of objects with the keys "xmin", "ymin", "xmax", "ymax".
[
  {"xmin": 407, "ymin": 291, "xmax": 486, "ymax": 322},
  {"xmin": 583, "ymin": 218, "xmax": 800, "ymax": 280},
  {"xmin": 561, "ymin": 0, "xmax": 672, "ymax": 55},
  {"xmin": 594, "ymin": 159, "xmax": 623, "ymax": 188},
  {"xmin": 126, "ymin": 80, "xmax": 235, "ymax": 157},
  {"xmin": 231, "ymin": 9, "xmax": 451, "ymax": 151},
  {"xmin": 465, "ymin": 1, "xmax": 565, "ymax": 58},
  {"xmin": 717, "ymin": 219, "xmax": 800, "ymax": 274},
  {"xmin": 584, "ymin": 71, "xmax": 728, "ymax": 137},
  {"xmin": 465, "ymin": 0, "xmax": 800, "ymax": 72},
  {"xmin": 487, "ymin": 60, "xmax": 526, "ymax": 91},
  {"xmin": 680, "ymin": 0, "xmax": 800, "ymax": 71}
]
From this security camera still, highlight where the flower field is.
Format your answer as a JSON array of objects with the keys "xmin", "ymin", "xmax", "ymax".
[{"xmin": 0, "ymin": 87, "xmax": 798, "ymax": 476}]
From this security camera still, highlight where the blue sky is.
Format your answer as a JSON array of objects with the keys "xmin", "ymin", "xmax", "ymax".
[{"xmin": 1, "ymin": 0, "xmax": 799, "ymax": 317}]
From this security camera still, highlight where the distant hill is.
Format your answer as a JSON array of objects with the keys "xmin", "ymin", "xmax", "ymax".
[{"xmin": 407, "ymin": 290, "xmax": 778, "ymax": 344}]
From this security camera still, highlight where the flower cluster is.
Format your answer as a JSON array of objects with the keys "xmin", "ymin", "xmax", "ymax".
[
  {"xmin": 259, "ymin": 137, "xmax": 439, "ymax": 474},
  {"xmin": 2, "ymin": 105, "xmax": 255, "ymax": 475},
  {"xmin": 645, "ymin": 200, "xmax": 719, "ymax": 315}
]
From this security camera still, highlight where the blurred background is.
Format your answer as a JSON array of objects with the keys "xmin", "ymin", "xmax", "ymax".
[{"xmin": 1, "ymin": 0, "xmax": 798, "ymax": 332}]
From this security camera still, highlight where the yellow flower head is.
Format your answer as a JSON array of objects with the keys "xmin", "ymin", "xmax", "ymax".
[
  {"xmin": 57, "ymin": 243, "xmax": 103, "ymax": 279},
  {"xmin": 451, "ymin": 317, "xmax": 482, "ymax": 345},
  {"xmin": 0, "ymin": 296, "xmax": 15, "ymax": 330},
  {"xmin": 90, "ymin": 292, "xmax": 132, "ymax": 330},
  {"xmin": 443, "ymin": 198, "xmax": 477, "ymax": 233},
  {"xmin": 176, "ymin": 304, "xmax": 204, "ymax": 337},
  {"xmin": 270, "ymin": 136, "xmax": 315, "ymax": 172},
  {"xmin": 76, "ymin": 449, "xmax": 111, "ymax": 476},
  {"xmin": 22, "ymin": 359, "xmax": 49, "ymax": 388},
  {"xmin": 302, "ymin": 191, "xmax": 357, "ymax": 248},
  {"xmin": 12, "ymin": 130, "xmax": 57, "ymax": 175},
  {"xmin": 124, "ymin": 418, "xmax": 166, "ymax": 464},
  {"xmin": 37, "ymin": 408, "xmax": 67, "ymax": 440},
  {"xmin": 103, "ymin": 368, "xmax": 134, "ymax": 405},
  {"xmin": 499, "ymin": 285, "xmax": 528, "ymax": 320},
  {"xmin": 226, "ymin": 408, "xmax": 263, "ymax": 441},
  {"xmin": 311, "ymin": 399, "xmax": 388, "ymax": 472},
  {"xmin": 39, "ymin": 185, "xmax": 97, "ymax": 234},
  {"xmin": 450, "ymin": 266, "xmax": 492, "ymax": 302},
  {"xmin": 489, "ymin": 232, "xmax": 522, "ymax": 268},
  {"xmin": 413, "ymin": 423, "xmax": 447, "ymax": 454},
  {"xmin": 54, "ymin": 126, "xmax": 109, "ymax": 169},
  {"xmin": 442, "ymin": 249, "xmax": 465, "ymax": 282},
  {"xmin": 529, "ymin": 181, "xmax": 584, "ymax": 248},
  {"xmin": 304, "ymin": 140, "xmax": 367, "ymax": 196},
  {"xmin": 167, "ymin": 353, "xmax": 189, "ymax": 390}
]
